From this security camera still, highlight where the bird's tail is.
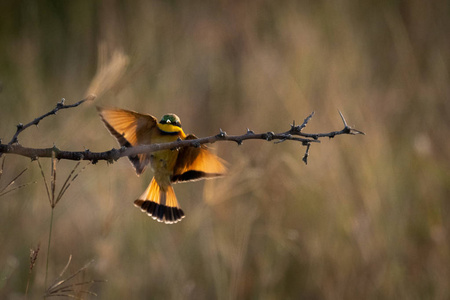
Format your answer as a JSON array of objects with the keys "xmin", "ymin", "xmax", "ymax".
[{"xmin": 134, "ymin": 177, "xmax": 185, "ymax": 224}]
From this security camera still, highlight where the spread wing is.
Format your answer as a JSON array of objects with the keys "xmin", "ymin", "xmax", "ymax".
[
  {"xmin": 171, "ymin": 134, "xmax": 227, "ymax": 183},
  {"xmin": 97, "ymin": 106, "xmax": 158, "ymax": 175}
]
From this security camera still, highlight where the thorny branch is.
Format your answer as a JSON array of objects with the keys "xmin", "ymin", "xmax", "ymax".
[
  {"xmin": 0, "ymin": 98, "xmax": 364, "ymax": 165},
  {"xmin": 7, "ymin": 97, "xmax": 93, "ymax": 145}
]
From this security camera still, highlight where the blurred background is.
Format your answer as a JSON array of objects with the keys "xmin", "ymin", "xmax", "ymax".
[{"xmin": 1, "ymin": 0, "xmax": 449, "ymax": 299}]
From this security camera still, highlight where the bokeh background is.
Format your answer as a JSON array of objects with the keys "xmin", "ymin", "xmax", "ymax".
[{"xmin": 1, "ymin": 1, "xmax": 450, "ymax": 299}]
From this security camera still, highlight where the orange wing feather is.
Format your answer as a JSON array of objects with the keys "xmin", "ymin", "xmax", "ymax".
[
  {"xmin": 97, "ymin": 107, "xmax": 158, "ymax": 174},
  {"xmin": 171, "ymin": 134, "xmax": 227, "ymax": 183}
]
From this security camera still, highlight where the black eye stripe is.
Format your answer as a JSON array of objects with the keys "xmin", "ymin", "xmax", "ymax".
[{"xmin": 159, "ymin": 120, "xmax": 182, "ymax": 127}]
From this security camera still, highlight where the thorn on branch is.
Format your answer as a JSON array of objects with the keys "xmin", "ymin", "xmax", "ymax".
[
  {"xmin": 349, "ymin": 128, "xmax": 366, "ymax": 135},
  {"xmin": 338, "ymin": 110, "xmax": 365, "ymax": 136},
  {"xmin": 56, "ymin": 98, "xmax": 65, "ymax": 109},
  {"xmin": 290, "ymin": 122, "xmax": 300, "ymax": 133},
  {"xmin": 217, "ymin": 128, "xmax": 226, "ymax": 138},
  {"xmin": 246, "ymin": 128, "xmax": 254, "ymax": 135},
  {"xmin": 338, "ymin": 110, "xmax": 347, "ymax": 127}
]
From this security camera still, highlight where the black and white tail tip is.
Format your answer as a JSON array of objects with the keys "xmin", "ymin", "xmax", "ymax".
[{"xmin": 134, "ymin": 200, "xmax": 185, "ymax": 224}]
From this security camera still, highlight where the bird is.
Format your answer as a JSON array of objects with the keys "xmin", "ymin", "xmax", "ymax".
[{"xmin": 97, "ymin": 107, "xmax": 227, "ymax": 224}]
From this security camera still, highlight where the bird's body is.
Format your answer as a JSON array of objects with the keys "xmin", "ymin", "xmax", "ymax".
[{"xmin": 97, "ymin": 107, "xmax": 226, "ymax": 224}]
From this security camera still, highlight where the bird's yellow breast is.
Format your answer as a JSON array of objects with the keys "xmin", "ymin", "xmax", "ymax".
[{"xmin": 150, "ymin": 123, "xmax": 186, "ymax": 186}]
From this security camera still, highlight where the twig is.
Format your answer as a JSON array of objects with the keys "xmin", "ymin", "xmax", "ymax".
[
  {"xmin": 8, "ymin": 97, "xmax": 91, "ymax": 145},
  {"xmin": 302, "ymin": 143, "xmax": 311, "ymax": 165}
]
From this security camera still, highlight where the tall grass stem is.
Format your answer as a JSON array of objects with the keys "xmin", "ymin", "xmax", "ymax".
[{"xmin": 45, "ymin": 208, "xmax": 54, "ymax": 288}]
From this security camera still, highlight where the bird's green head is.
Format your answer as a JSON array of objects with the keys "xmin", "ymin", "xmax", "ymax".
[{"xmin": 159, "ymin": 114, "xmax": 182, "ymax": 128}]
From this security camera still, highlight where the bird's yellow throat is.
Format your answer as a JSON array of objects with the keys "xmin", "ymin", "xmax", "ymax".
[{"xmin": 157, "ymin": 123, "xmax": 186, "ymax": 137}]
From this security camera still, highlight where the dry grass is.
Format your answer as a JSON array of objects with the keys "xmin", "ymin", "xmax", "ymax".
[{"xmin": 1, "ymin": 1, "xmax": 450, "ymax": 299}]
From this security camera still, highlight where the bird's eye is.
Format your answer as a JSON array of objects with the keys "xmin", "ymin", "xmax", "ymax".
[{"xmin": 167, "ymin": 119, "xmax": 171, "ymax": 124}]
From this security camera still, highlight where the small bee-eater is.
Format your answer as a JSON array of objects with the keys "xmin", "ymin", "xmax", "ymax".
[{"xmin": 97, "ymin": 107, "xmax": 226, "ymax": 224}]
